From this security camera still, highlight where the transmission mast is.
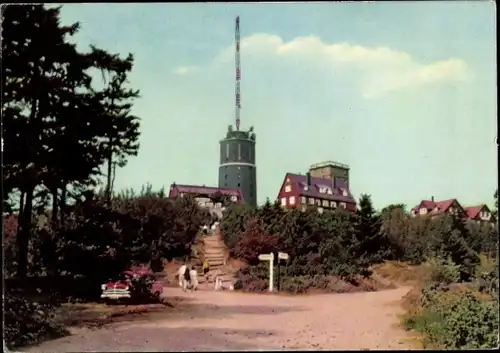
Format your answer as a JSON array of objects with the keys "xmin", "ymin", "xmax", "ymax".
[{"xmin": 235, "ymin": 16, "xmax": 241, "ymax": 131}]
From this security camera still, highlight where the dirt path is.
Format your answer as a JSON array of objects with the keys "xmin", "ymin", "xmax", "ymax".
[{"xmin": 25, "ymin": 287, "xmax": 414, "ymax": 351}]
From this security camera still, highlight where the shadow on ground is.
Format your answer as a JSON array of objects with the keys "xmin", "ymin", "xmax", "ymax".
[{"xmin": 25, "ymin": 326, "xmax": 282, "ymax": 352}]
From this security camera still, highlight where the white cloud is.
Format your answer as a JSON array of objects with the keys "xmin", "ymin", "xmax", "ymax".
[
  {"xmin": 214, "ymin": 33, "xmax": 472, "ymax": 98},
  {"xmin": 172, "ymin": 66, "xmax": 198, "ymax": 75}
]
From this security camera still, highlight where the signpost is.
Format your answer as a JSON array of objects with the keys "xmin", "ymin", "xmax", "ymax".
[
  {"xmin": 258, "ymin": 252, "xmax": 275, "ymax": 292},
  {"xmin": 277, "ymin": 252, "xmax": 289, "ymax": 291}
]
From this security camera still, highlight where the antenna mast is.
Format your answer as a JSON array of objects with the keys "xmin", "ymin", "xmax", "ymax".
[{"xmin": 235, "ymin": 16, "xmax": 241, "ymax": 131}]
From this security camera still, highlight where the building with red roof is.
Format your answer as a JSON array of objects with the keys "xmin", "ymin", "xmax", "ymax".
[
  {"xmin": 276, "ymin": 161, "xmax": 356, "ymax": 213},
  {"xmin": 168, "ymin": 183, "xmax": 243, "ymax": 219},
  {"xmin": 410, "ymin": 197, "xmax": 496, "ymax": 224}
]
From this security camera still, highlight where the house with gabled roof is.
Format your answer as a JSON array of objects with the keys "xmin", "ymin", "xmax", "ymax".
[
  {"xmin": 276, "ymin": 172, "xmax": 356, "ymax": 213},
  {"xmin": 464, "ymin": 204, "xmax": 496, "ymax": 224},
  {"xmin": 410, "ymin": 197, "xmax": 466, "ymax": 218},
  {"xmin": 168, "ymin": 183, "xmax": 243, "ymax": 219},
  {"xmin": 411, "ymin": 197, "xmax": 496, "ymax": 225}
]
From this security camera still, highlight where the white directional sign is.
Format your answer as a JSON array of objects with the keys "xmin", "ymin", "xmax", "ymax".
[
  {"xmin": 258, "ymin": 253, "xmax": 274, "ymax": 261},
  {"xmin": 278, "ymin": 252, "xmax": 289, "ymax": 261}
]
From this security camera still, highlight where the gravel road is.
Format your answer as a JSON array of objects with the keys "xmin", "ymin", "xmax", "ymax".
[{"xmin": 25, "ymin": 287, "xmax": 414, "ymax": 351}]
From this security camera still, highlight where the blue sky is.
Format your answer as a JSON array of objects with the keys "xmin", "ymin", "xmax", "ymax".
[{"xmin": 59, "ymin": 2, "xmax": 497, "ymax": 210}]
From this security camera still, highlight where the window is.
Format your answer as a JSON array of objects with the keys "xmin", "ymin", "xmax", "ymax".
[
  {"xmin": 289, "ymin": 196, "xmax": 296, "ymax": 205},
  {"xmin": 419, "ymin": 208, "xmax": 427, "ymax": 215},
  {"xmin": 281, "ymin": 197, "xmax": 287, "ymax": 206},
  {"xmin": 226, "ymin": 144, "xmax": 229, "ymax": 158},
  {"xmin": 284, "ymin": 185, "xmax": 292, "ymax": 193},
  {"xmin": 330, "ymin": 201, "xmax": 337, "ymax": 208},
  {"xmin": 225, "ymin": 174, "xmax": 228, "ymax": 179},
  {"xmin": 238, "ymin": 144, "xmax": 241, "ymax": 160},
  {"xmin": 340, "ymin": 202, "xmax": 346, "ymax": 209},
  {"xmin": 237, "ymin": 183, "xmax": 240, "ymax": 187},
  {"xmin": 180, "ymin": 193, "xmax": 184, "ymax": 198},
  {"xmin": 322, "ymin": 200, "xmax": 329, "ymax": 207},
  {"xmin": 342, "ymin": 189, "xmax": 348, "ymax": 197},
  {"xmin": 316, "ymin": 199, "xmax": 321, "ymax": 206},
  {"xmin": 318, "ymin": 207, "xmax": 324, "ymax": 214},
  {"xmin": 301, "ymin": 196, "xmax": 307, "ymax": 204},
  {"xmin": 327, "ymin": 188, "xmax": 333, "ymax": 195},
  {"xmin": 309, "ymin": 198, "xmax": 315, "ymax": 205}
]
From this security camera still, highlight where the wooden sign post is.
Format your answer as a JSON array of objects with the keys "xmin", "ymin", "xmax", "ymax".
[{"xmin": 258, "ymin": 252, "xmax": 275, "ymax": 292}]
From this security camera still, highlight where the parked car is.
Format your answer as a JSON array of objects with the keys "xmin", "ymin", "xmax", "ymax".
[{"xmin": 101, "ymin": 266, "xmax": 163, "ymax": 303}]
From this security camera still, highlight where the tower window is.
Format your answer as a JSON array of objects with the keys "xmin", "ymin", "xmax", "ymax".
[
  {"xmin": 226, "ymin": 144, "xmax": 229, "ymax": 158},
  {"xmin": 225, "ymin": 174, "xmax": 228, "ymax": 179},
  {"xmin": 238, "ymin": 144, "xmax": 241, "ymax": 160},
  {"xmin": 237, "ymin": 183, "xmax": 240, "ymax": 187}
]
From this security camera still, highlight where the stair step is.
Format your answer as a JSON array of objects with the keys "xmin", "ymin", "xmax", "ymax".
[
  {"xmin": 206, "ymin": 255, "xmax": 225, "ymax": 260},
  {"xmin": 204, "ymin": 247, "xmax": 225, "ymax": 253},
  {"xmin": 208, "ymin": 260, "xmax": 225, "ymax": 267},
  {"xmin": 203, "ymin": 242, "xmax": 226, "ymax": 247}
]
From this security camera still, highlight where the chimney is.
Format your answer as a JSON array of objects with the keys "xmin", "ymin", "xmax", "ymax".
[
  {"xmin": 431, "ymin": 196, "xmax": 434, "ymax": 202},
  {"xmin": 306, "ymin": 172, "xmax": 311, "ymax": 186}
]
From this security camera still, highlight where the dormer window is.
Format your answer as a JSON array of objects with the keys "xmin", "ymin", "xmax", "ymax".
[
  {"xmin": 341, "ymin": 189, "xmax": 348, "ymax": 197},
  {"xmin": 480, "ymin": 211, "xmax": 490, "ymax": 220},
  {"xmin": 317, "ymin": 185, "xmax": 333, "ymax": 195}
]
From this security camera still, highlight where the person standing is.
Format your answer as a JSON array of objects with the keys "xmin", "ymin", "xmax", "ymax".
[{"xmin": 203, "ymin": 259, "xmax": 209, "ymax": 276}]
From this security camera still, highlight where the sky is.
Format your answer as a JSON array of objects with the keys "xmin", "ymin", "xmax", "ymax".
[{"xmin": 58, "ymin": 2, "xmax": 497, "ymax": 210}]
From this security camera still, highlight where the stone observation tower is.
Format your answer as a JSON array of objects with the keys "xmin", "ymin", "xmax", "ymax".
[
  {"xmin": 219, "ymin": 126, "xmax": 257, "ymax": 208},
  {"xmin": 218, "ymin": 16, "xmax": 257, "ymax": 208}
]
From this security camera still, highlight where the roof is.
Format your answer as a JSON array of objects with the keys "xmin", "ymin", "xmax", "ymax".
[
  {"xmin": 283, "ymin": 173, "xmax": 356, "ymax": 204},
  {"xmin": 169, "ymin": 184, "xmax": 243, "ymax": 201},
  {"xmin": 410, "ymin": 198, "xmax": 495, "ymax": 219},
  {"xmin": 464, "ymin": 205, "xmax": 485, "ymax": 219}
]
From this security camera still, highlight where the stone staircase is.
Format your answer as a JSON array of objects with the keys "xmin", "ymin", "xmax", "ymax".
[{"xmin": 196, "ymin": 228, "xmax": 236, "ymax": 290}]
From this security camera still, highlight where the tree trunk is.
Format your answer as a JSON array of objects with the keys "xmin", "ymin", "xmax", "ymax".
[
  {"xmin": 51, "ymin": 187, "xmax": 59, "ymax": 224},
  {"xmin": 17, "ymin": 191, "xmax": 25, "ymax": 236},
  {"xmin": 106, "ymin": 137, "xmax": 113, "ymax": 204},
  {"xmin": 17, "ymin": 186, "xmax": 34, "ymax": 278},
  {"xmin": 59, "ymin": 182, "xmax": 67, "ymax": 225}
]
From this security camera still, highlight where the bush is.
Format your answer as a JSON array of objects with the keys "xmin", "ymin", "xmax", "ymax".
[
  {"xmin": 231, "ymin": 217, "xmax": 280, "ymax": 266},
  {"xmin": 405, "ymin": 290, "xmax": 499, "ymax": 349},
  {"xmin": 4, "ymin": 292, "xmax": 68, "ymax": 349},
  {"xmin": 474, "ymin": 255, "xmax": 499, "ymax": 299},
  {"xmin": 426, "ymin": 256, "xmax": 461, "ymax": 286}
]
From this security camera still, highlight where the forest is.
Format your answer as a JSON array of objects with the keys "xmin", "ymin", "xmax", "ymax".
[{"xmin": 2, "ymin": 4, "xmax": 499, "ymax": 351}]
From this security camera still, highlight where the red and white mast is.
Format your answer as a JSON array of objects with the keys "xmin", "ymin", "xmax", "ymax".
[{"xmin": 235, "ymin": 16, "xmax": 241, "ymax": 131}]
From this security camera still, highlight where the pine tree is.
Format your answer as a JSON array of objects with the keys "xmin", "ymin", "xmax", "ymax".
[
  {"xmin": 355, "ymin": 194, "xmax": 388, "ymax": 265},
  {"xmin": 2, "ymin": 5, "xmax": 142, "ymax": 276}
]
